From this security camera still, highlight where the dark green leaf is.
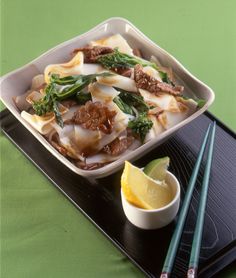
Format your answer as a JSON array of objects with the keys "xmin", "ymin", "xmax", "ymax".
[
  {"xmin": 115, "ymin": 89, "xmax": 149, "ymax": 114},
  {"xmin": 76, "ymin": 91, "xmax": 92, "ymax": 104},
  {"xmin": 158, "ymin": 71, "xmax": 175, "ymax": 85},
  {"xmin": 113, "ymin": 96, "xmax": 134, "ymax": 115}
]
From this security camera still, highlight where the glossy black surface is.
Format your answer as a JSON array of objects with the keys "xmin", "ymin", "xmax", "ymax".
[{"xmin": 1, "ymin": 109, "xmax": 236, "ymax": 278}]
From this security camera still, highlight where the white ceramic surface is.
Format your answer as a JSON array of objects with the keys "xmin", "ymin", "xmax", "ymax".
[
  {"xmin": 0, "ymin": 17, "xmax": 215, "ymax": 178},
  {"xmin": 121, "ymin": 171, "xmax": 180, "ymax": 229}
]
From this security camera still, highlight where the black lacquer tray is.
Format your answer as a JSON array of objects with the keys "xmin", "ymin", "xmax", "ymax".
[{"xmin": 1, "ymin": 109, "xmax": 236, "ymax": 278}]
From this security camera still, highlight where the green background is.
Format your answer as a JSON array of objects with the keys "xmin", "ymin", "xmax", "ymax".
[{"xmin": 1, "ymin": 0, "xmax": 235, "ymax": 277}]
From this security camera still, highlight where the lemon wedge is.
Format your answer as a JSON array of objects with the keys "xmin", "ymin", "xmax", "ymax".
[{"xmin": 121, "ymin": 161, "xmax": 173, "ymax": 210}]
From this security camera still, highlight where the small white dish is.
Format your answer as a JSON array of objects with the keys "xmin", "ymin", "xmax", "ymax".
[
  {"xmin": 121, "ymin": 171, "xmax": 180, "ymax": 229},
  {"xmin": 0, "ymin": 17, "xmax": 215, "ymax": 178}
]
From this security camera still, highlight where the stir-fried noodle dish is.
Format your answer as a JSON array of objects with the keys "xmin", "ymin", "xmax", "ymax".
[{"xmin": 14, "ymin": 34, "xmax": 204, "ymax": 170}]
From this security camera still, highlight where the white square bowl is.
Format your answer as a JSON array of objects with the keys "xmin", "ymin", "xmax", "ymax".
[{"xmin": 0, "ymin": 17, "xmax": 215, "ymax": 179}]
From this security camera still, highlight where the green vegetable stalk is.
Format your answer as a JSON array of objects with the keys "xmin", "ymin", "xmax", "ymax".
[
  {"xmin": 181, "ymin": 95, "xmax": 206, "ymax": 108},
  {"xmin": 128, "ymin": 113, "xmax": 153, "ymax": 142},
  {"xmin": 112, "ymin": 88, "xmax": 153, "ymax": 141},
  {"xmin": 97, "ymin": 48, "xmax": 171, "ymax": 83},
  {"xmin": 33, "ymin": 83, "xmax": 64, "ymax": 128},
  {"xmin": 97, "ymin": 48, "xmax": 159, "ymax": 71}
]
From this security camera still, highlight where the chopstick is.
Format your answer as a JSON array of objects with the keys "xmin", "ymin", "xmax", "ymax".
[
  {"xmin": 160, "ymin": 122, "xmax": 214, "ymax": 278},
  {"xmin": 187, "ymin": 121, "xmax": 216, "ymax": 278}
]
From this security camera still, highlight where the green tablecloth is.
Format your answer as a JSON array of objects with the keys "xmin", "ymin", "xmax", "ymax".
[{"xmin": 1, "ymin": 1, "xmax": 235, "ymax": 277}]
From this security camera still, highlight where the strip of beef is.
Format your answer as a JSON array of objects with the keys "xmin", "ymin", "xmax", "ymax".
[
  {"xmin": 60, "ymin": 99, "xmax": 78, "ymax": 108},
  {"xmin": 73, "ymin": 46, "xmax": 114, "ymax": 63},
  {"xmin": 35, "ymin": 83, "xmax": 47, "ymax": 91},
  {"xmin": 133, "ymin": 48, "xmax": 143, "ymax": 58},
  {"xmin": 111, "ymin": 67, "xmax": 133, "ymax": 77},
  {"xmin": 134, "ymin": 64, "xmax": 184, "ymax": 95},
  {"xmin": 49, "ymin": 133, "xmax": 68, "ymax": 156},
  {"xmin": 103, "ymin": 129, "xmax": 134, "ymax": 156},
  {"xmin": 148, "ymin": 106, "xmax": 164, "ymax": 117},
  {"xmin": 66, "ymin": 101, "xmax": 116, "ymax": 134}
]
